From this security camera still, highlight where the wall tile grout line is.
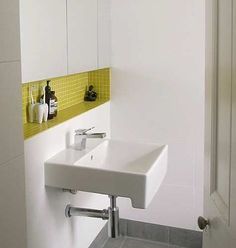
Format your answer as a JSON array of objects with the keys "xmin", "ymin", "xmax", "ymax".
[
  {"xmin": 0, "ymin": 153, "xmax": 24, "ymax": 169},
  {"xmin": 0, "ymin": 59, "xmax": 20, "ymax": 64}
]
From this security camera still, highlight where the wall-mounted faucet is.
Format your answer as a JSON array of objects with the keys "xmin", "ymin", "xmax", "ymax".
[{"xmin": 74, "ymin": 127, "xmax": 106, "ymax": 150}]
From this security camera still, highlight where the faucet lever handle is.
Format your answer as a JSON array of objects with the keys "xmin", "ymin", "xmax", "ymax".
[{"xmin": 75, "ymin": 127, "xmax": 95, "ymax": 135}]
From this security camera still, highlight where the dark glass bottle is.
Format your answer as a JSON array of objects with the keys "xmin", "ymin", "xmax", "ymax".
[{"xmin": 45, "ymin": 80, "xmax": 54, "ymax": 120}]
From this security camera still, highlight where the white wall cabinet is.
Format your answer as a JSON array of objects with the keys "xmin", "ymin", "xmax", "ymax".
[
  {"xmin": 67, "ymin": 0, "xmax": 98, "ymax": 74},
  {"xmin": 20, "ymin": 0, "xmax": 67, "ymax": 83},
  {"xmin": 98, "ymin": 0, "xmax": 111, "ymax": 69},
  {"xmin": 20, "ymin": 0, "xmax": 110, "ymax": 83}
]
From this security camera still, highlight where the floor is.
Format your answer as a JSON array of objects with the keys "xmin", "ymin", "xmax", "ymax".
[
  {"xmin": 89, "ymin": 219, "xmax": 202, "ymax": 248},
  {"xmin": 103, "ymin": 237, "xmax": 184, "ymax": 248}
]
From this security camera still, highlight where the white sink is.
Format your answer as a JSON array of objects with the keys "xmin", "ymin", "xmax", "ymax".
[{"xmin": 45, "ymin": 139, "xmax": 168, "ymax": 209}]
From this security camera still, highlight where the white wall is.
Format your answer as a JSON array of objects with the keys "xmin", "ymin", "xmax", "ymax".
[
  {"xmin": 1, "ymin": 1, "xmax": 204, "ymax": 247},
  {"xmin": 110, "ymin": 0, "xmax": 205, "ymax": 230},
  {"xmin": 24, "ymin": 103, "xmax": 110, "ymax": 248},
  {"xmin": 0, "ymin": 1, "xmax": 27, "ymax": 247}
]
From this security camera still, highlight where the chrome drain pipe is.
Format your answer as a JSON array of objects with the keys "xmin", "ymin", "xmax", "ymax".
[
  {"xmin": 108, "ymin": 196, "xmax": 120, "ymax": 238},
  {"xmin": 65, "ymin": 205, "xmax": 109, "ymax": 219},
  {"xmin": 65, "ymin": 195, "xmax": 120, "ymax": 238}
]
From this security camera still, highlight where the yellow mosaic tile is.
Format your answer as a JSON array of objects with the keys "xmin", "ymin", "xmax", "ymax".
[
  {"xmin": 88, "ymin": 68, "xmax": 110, "ymax": 100},
  {"xmin": 22, "ymin": 72, "xmax": 89, "ymax": 124},
  {"xmin": 22, "ymin": 68, "xmax": 110, "ymax": 139},
  {"xmin": 23, "ymin": 100, "xmax": 108, "ymax": 140}
]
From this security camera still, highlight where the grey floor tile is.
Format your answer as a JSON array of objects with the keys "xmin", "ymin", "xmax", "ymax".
[
  {"xmin": 89, "ymin": 224, "xmax": 108, "ymax": 248},
  {"xmin": 121, "ymin": 238, "xmax": 170, "ymax": 248},
  {"xmin": 171, "ymin": 246, "xmax": 185, "ymax": 248},
  {"xmin": 169, "ymin": 228, "xmax": 202, "ymax": 248},
  {"xmin": 127, "ymin": 220, "xmax": 169, "ymax": 243},
  {"xmin": 120, "ymin": 219, "xmax": 128, "ymax": 236},
  {"xmin": 143, "ymin": 223, "xmax": 169, "ymax": 243},
  {"xmin": 91, "ymin": 219, "xmax": 202, "ymax": 248},
  {"xmin": 103, "ymin": 236, "xmax": 126, "ymax": 248}
]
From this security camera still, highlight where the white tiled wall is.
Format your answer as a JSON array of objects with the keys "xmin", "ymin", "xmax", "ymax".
[
  {"xmin": 110, "ymin": 0, "xmax": 205, "ymax": 231},
  {"xmin": 24, "ymin": 103, "xmax": 111, "ymax": 248},
  {"xmin": 0, "ymin": 1, "xmax": 27, "ymax": 248},
  {"xmin": 0, "ymin": 62, "xmax": 23, "ymax": 165},
  {"xmin": 0, "ymin": 156, "xmax": 27, "ymax": 248}
]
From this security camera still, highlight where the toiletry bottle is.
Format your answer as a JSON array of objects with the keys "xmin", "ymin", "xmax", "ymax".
[
  {"xmin": 51, "ymin": 91, "xmax": 58, "ymax": 117},
  {"xmin": 45, "ymin": 80, "xmax": 54, "ymax": 120},
  {"xmin": 28, "ymin": 86, "xmax": 36, "ymax": 123}
]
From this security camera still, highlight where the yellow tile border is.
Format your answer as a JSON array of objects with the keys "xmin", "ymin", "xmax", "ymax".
[{"xmin": 22, "ymin": 68, "xmax": 111, "ymax": 140}]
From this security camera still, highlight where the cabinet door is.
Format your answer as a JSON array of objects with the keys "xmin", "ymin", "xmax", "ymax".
[
  {"xmin": 67, "ymin": 0, "xmax": 98, "ymax": 74},
  {"xmin": 98, "ymin": 0, "xmax": 111, "ymax": 68},
  {"xmin": 20, "ymin": 0, "xmax": 67, "ymax": 83}
]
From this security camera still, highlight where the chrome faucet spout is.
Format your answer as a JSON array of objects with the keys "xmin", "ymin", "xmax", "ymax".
[
  {"xmin": 74, "ymin": 128, "xmax": 106, "ymax": 150},
  {"xmin": 86, "ymin": 133, "xmax": 106, "ymax": 138}
]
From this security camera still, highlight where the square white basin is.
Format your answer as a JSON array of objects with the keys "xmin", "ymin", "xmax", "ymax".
[{"xmin": 45, "ymin": 139, "xmax": 168, "ymax": 209}]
